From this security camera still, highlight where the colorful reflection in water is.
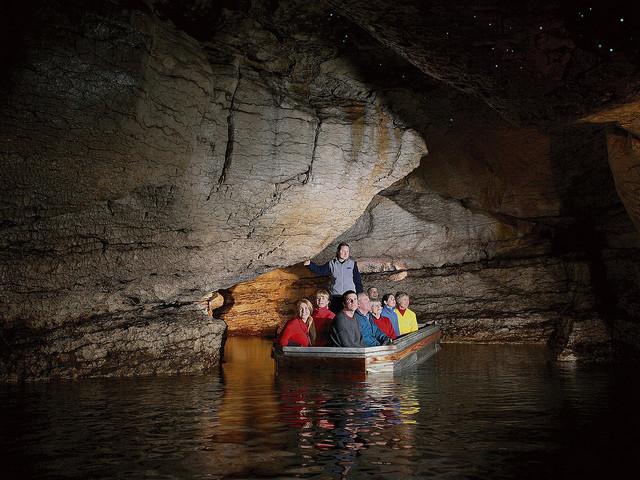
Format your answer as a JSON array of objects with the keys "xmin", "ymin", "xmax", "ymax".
[{"xmin": 2, "ymin": 340, "xmax": 640, "ymax": 479}]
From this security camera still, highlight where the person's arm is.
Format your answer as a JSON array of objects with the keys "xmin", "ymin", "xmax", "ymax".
[
  {"xmin": 305, "ymin": 260, "xmax": 331, "ymax": 276},
  {"xmin": 278, "ymin": 321, "xmax": 293, "ymax": 347},
  {"xmin": 353, "ymin": 261, "xmax": 363, "ymax": 293}
]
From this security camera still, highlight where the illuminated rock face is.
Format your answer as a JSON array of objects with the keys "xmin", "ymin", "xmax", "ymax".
[
  {"xmin": 323, "ymin": 121, "xmax": 640, "ymax": 361},
  {"xmin": 2, "ymin": 0, "xmax": 640, "ymax": 378},
  {"xmin": 0, "ymin": 3, "xmax": 424, "ymax": 379}
]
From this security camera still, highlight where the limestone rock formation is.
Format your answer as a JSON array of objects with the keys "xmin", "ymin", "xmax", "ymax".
[
  {"xmin": 606, "ymin": 129, "xmax": 640, "ymax": 233},
  {"xmin": 1, "ymin": 308, "xmax": 226, "ymax": 382},
  {"xmin": 2, "ymin": 0, "xmax": 640, "ymax": 378},
  {"xmin": 0, "ymin": 2, "xmax": 424, "ymax": 379},
  {"xmin": 215, "ymin": 265, "xmax": 324, "ymax": 337},
  {"xmin": 329, "ymin": 0, "xmax": 640, "ymax": 127}
]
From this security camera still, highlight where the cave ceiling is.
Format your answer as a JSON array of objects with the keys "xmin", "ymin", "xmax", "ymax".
[{"xmin": 143, "ymin": 0, "xmax": 640, "ymax": 128}]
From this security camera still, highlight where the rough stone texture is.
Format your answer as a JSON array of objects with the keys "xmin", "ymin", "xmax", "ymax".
[
  {"xmin": 606, "ymin": 129, "xmax": 640, "ymax": 233},
  {"xmin": 556, "ymin": 318, "xmax": 612, "ymax": 363},
  {"xmin": 0, "ymin": 1, "xmax": 425, "ymax": 379},
  {"xmin": 3, "ymin": 0, "xmax": 640, "ymax": 377},
  {"xmin": 0, "ymin": 310, "xmax": 226, "ymax": 382},
  {"xmin": 219, "ymin": 82, "xmax": 640, "ymax": 362},
  {"xmin": 328, "ymin": 0, "xmax": 640, "ymax": 127},
  {"xmin": 216, "ymin": 265, "xmax": 324, "ymax": 337}
]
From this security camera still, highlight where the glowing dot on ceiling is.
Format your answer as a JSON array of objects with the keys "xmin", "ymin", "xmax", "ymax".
[
  {"xmin": 539, "ymin": 26, "xmax": 543, "ymax": 30},
  {"xmin": 449, "ymin": 118, "xmax": 454, "ymax": 122},
  {"xmin": 620, "ymin": 18, "xmax": 624, "ymax": 22},
  {"xmin": 598, "ymin": 43, "xmax": 602, "ymax": 48},
  {"xmin": 609, "ymin": 48, "xmax": 614, "ymax": 52},
  {"xmin": 488, "ymin": 23, "xmax": 493, "ymax": 27}
]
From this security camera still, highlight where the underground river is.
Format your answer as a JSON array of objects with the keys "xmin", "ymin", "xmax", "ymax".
[{"xmin": 2, "ymin": 338, "xmax": 639, "ymax": 479}]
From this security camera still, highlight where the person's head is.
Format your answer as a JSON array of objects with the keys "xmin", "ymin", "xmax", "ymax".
[
  {"xmin": 395, "ymin": 292, "xmax": 410, "ymax": 309},
  {"xmin": 297, "ymin": 299, "xmax": 314, "ymax": 321},
  {"xmin": 357, "ymin": 293, "xmax": 371, "ymax": 314},
  {"xmin": 315, "ymin": 289, "xmax": 330, "ymax": 309},
  {"xmin": 336, "ymin": 242, "xmax": 350, "ymax": 261},
  {"xmin": 342, "ymin": 290, "xmax": 358, "ymax": 313},
  {"xmin": 382, "ymin": 293, "xmax": 396, "ymax": 308},
  {"xmin": 370, "ymin": 299, "xmax": 382, "ymax": 318},
  {"xmin": 367, "ymin": 286, "xmax": 379, "ymax": 300}
]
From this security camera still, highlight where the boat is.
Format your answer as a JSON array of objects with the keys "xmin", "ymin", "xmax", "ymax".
[{"xmin": 273, "ymin": 323, "xmax": 442, "ymax": 375}]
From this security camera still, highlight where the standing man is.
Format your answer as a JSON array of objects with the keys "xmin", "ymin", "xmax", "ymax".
[
  {"xmin": 354, "ymin": 293, "xmax": 392, "ymax": 347},
  {"xmin": 304, "ymin": 242, "xmax": 363, "ymax": 313},
  {"xmin": 330, "ymin": 290, "xmax": 364, "ymax": 348}
]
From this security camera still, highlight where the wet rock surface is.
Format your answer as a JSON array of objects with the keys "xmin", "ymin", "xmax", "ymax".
[{"xmin": 0, "ymin": 309, "xmax": 226, "ymax": 382}]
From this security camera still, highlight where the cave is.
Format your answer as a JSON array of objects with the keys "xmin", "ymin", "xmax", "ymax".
[
  {"xmin": 3, "ymin": 0, "xmax": 640, "ymax": 477},
  {"xmin": 3, "ymin": 0, "xmax": 638, "ymax": 380}
]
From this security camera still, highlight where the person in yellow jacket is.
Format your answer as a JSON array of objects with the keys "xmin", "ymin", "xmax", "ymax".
[{"xmin": 394, "ymin": 292, "xmax": 418, "ymax": 334}]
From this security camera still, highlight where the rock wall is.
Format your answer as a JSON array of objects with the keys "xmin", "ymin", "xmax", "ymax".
[
  {"xmin": 219, "ymin": 106, "xmax": 639, "ymax": 362},
  {"xmin": 0, "ymin": 2, "xmax": 425, "ymax": 380},
  {"xmin": 2, "ymin": 0, "xmax": 640, "ymax": 378}
]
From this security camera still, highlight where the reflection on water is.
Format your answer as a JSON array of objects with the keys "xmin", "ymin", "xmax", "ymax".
[{"xmin": 2, "ymin": 340, "xmax": 640, "ymax": 479}]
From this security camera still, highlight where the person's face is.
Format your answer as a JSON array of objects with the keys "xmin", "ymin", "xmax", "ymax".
[
  {"xmin": 371, "ymin": 302, "xmax": 382, "ymax": 317},
  {"xmin": 385, "ymin": 295, "xmax": 396, "ymax": 308},
  {"xmin": 398, "ymin": 295, "xmax": 410, "ymax": 309},
  {"xmin": 368, "ymin": 288, "xmax": 378, "ymax": 299},
  {"xmin": 358, "ymin": 295, "xmax": 371, "ymax": 314},
  {"xmin": 298, "ymin": 303, "xmax": 311, "ymax": 320},
  {"xmin": 343, "ymin": 294, "xmax": 358, "ymax": 312},
  {"xmin": 316, "ymin": 295, "xmax": 329, "ymax": 309},
  {"xmin": 338, "ymin": 245, "xmax": 350, "ymax": 261}
]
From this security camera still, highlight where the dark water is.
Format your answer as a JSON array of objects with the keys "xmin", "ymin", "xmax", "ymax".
[{"xmin": 2, "ymin": 339, "xmax": 640, "ymax": 479}]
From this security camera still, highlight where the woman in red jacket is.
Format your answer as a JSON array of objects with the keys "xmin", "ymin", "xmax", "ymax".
[
  {"xmin": 370, "ymin": 299, "xmax": 397, "ymax": 340},
  {"xmin": 278, "ymin": 299, "xmax": 316, "ymax": 347}
]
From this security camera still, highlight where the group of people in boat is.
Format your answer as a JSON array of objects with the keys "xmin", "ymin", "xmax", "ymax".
[{"xmin": 277, "ymin": 242, "xmax": 418, "ymax": 348}]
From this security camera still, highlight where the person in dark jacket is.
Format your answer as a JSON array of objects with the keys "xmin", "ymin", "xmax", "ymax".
[
  {"xmin": 330, "ymin": 291, "xmax": 364, "ymax": 348},
  {"xmin": 304, "ymin": 242, "xmax": 363, "ymax": 313}
]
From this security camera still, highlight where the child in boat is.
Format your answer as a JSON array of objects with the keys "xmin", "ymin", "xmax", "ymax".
[
  {"xmin": 313, "ymin": 289, "xmax": 335, "ymax": 347},
  {"xmin": 370, "ymin": 299, "xmax": 397, "ymax": 340},
  {"xmin": 394, "ymin": 292, "xmax": 418, "ymax": 334},
  {"xmin": 277, "ymin": 299, "xmax": 316, "ymax": 347}
]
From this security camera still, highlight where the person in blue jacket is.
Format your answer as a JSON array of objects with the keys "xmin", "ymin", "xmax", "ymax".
[
  {"xmin": 381, "ymin": 293, "xmax": 401, "ymax": 338},
  {"xmin": 304, "ymin": 242, "xmax": 363, "ymax": 313},
  {"xmin": 354, "ymin": 293, "xmax": 392, "ymax": 347}
]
